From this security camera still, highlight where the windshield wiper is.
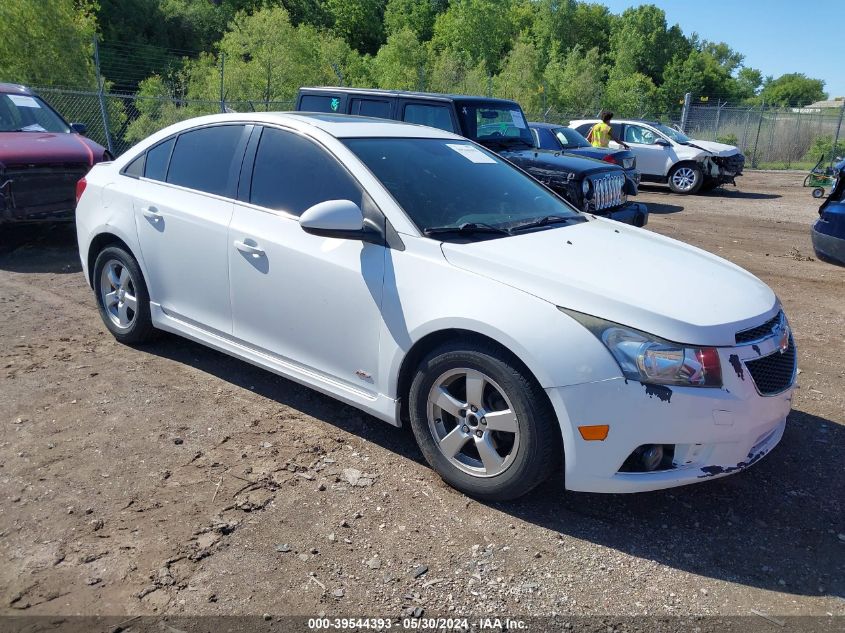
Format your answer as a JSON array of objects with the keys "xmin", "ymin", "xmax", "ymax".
[
  {"xmin": 423, "ymin": 222, "xmax": 511, "ymax": 237},
  {"xmin": 509, "ymin": 215, "xmax": 585, "ymax": 233}
]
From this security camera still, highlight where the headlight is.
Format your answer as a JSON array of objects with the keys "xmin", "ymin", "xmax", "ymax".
[
  {"xmin": 560, "ymin": 308, "xmax": 722, "ymax": 387},
  {"xmin": 582, "ymin": 179, "xmax": 590, "ymax": 196}
]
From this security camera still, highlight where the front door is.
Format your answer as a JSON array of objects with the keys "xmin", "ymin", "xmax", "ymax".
[
  {"xmin": 620, "ymin": 124, "xmax": 675, "ymax": 178},
  {"xmin": 228, "ymin": 126, "xmax": 385, "ymax": 391},
  {"xmin": 133, "ymin": 124, "xmax": 249, "ymax": 334}
]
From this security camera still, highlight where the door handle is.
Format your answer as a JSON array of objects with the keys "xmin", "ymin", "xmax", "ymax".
[
  {"xmin": 234, "ymin": 240, "xmax": 265, "ymax": 257},
  {"xmin": 141, "ymin": 206, "xmax": 162, "ymax": 222}
]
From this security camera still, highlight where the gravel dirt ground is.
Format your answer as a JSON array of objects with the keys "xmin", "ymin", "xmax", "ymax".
[{"xmin": 0, "ymin": 171, "xmax": 843, "ymax": 623}]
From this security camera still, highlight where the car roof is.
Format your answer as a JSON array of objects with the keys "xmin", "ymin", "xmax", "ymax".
[
  {"xmin": 0, "ymin": 83, "xmax": 34, "ymax": 95},
  {"xmin": 299, "ymin": 86, "xmax": 520, "ymax": 108},
  {"xmin": 143, "ymin": 111, "xmax": 467, "ymax": 141}
]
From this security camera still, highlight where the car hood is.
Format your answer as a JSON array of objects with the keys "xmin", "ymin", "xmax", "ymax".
[
  {"xmin": 440, "ymin": 219, "xmax": 777, "ymax": 346},
  {"xmin": 683, "ymin": 139, "xmax": 741, "ymax": 157},
  {"xmin": 0, "ymin": 132, "xmax": 105, "ymax": 168},
  {"xmin": 499, "ymin": 147, "xmax": 621, "ymax": 177}
]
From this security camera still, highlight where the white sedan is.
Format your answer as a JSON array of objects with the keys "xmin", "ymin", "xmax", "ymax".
[{"xmin": 75, "ymin": 113, "xmax": 796, "ymax": 500}]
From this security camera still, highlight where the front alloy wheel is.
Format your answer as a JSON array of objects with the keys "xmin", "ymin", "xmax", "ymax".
[
  {"xmin": 408, "ymin": 341, "xmax": 561, "ymax": 501},
  {"xmin": 427, "ymin": 368, "xmax": 520, "ymax": 478},
  {"xmin": 668, "ymin": 163, "xmax": 703, "ymax": 194}
]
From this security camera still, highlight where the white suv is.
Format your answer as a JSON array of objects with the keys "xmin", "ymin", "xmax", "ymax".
[
  {"xmin": 570, "ymin": 119, "xmax": 745, "ymax": 194},
  {"xmin": 76, "ymin": 112, "xmax": 793, "ymax": 500}
]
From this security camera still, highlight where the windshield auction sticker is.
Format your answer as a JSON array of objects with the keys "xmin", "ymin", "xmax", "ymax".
[
  {"xmin": 8, "ymin": 95, "xmax": 41, "ymax": 108},
  {"xmin": 509, "ymin": 109, "xmax": 527, "ymax": 128},
  {"xmin": 446, "ymin": 143, "xmax": 497, "ymax": 163}
]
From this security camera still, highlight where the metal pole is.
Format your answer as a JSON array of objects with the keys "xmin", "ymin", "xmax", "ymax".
[
  {"xmin": 680, "ymin": 92, "xmax": 691, "ymax": 132},
  {"xmin": 713, "ymin": 99, "xmax": 722, "ymax": 141},
  {"xmin": 789, "ymin": 109, "xmax": 801, "ymax": 169},
  {"xmin": 832, "ymin": 101, "xmax": 845, "ymax": 167},
  {"xmin": 219, "ymin": 52, "xmax": 226, "ymax": 113},
  {"xmin": 92, "ymin": 36, "xmax": 113, "ymax": 154},
  {"xmin": 751, "ymin": 100, "xmax": 765, "ymax": 169}
]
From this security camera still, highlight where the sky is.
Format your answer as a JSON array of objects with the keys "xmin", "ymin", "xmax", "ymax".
[{"xmin": 599, "ymin": 0, "xmax": 844, "ymax": 100}]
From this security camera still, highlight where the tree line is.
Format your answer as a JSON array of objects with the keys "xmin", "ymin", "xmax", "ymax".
[{"xmin": 1, "ymin": 0, "xmax": 829, "ymax": 140}]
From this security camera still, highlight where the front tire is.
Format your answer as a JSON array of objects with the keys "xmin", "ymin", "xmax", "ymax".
[
  {"xmin": 668, "ymin": 163, "xmax": 703, "ymax": 194},
  {"xmin": 408, "ymin": 341, "xmax": 561, "ymax": 501},
  {"xmin": 93, "ymin": 246, "xmax": 155, "ymax": 345}
]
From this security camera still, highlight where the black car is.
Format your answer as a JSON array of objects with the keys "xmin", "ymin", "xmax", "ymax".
[
  {"xmin": 296, "ymin": 88, "xmax": 647, "ymax": 227},
  {"xmin": 529, "ymin": 122, "xmax": 640, "ymax": 188}
]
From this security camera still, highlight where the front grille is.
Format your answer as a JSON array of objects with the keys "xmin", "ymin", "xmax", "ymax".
[
  {"xmin": 745, "ymin": 337, "xmax": 796, "ymax": 395},
  {"xmin": 5, "ymin": 164, "xmax": 89, "ymax": 210},
  {"xmin": 590, "ymin": 173, "xmax": 626, "ymax": 211},
  {"xmin": 717, "ymin": 153, "xmax": 745, "ymax": 175},
  {"xmin": 735, "ymin": 311, "xmax": 782, "ymax": 344}
]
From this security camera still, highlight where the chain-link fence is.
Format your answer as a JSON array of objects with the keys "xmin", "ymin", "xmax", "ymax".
[{"xmin": 684, "ymin": 102, "xmax": 845, "ymax": 169}]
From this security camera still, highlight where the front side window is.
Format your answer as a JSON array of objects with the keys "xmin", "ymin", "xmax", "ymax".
[
  {"xmin": 624, "ymin": 125, "xmax": 658, "ymax": 145},
  {"xmin": 553, "ymin": 127, "xmax": 590, "ymax": 149},
  {"xmin": 0, "ymin": 93, "xmax": 70, "ymax": 133},
  {"xmin": 166, "ymin": 125, "xmax": 245, "ymax": 196},
  {"xmin": 456, "ymin": 101, "xmax": 534, "ymax": 147},
  {"xmin": 344, "ymin": 138, "xmax": 579, "ymax": 232},
  {"xmin": 250, "ymin": 127, "xmax": 361, "ymax": 216},
  {"xmin": 402, "ymin": 104, "xmax": 455, "ymax": 133}
]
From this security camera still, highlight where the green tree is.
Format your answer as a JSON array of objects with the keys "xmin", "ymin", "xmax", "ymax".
[
  {"xmin": 326, "ymin": 0, "xmax": 387, "ymax": 55},
  {"xmin": 384, "ymin": 0, "xmax": 446, "ymax": 41},
  {"xmin": 609, "ymin": 5, "xmax": 689, "ymax": 84},
  {"xmin": 659, "ymin": 48, "xmax": 738, "ymax": 107},
  {"xmin": 570, "ymin": 2, "xmax": 615, "ymax": 55},
  {"xmin": 736, "ymin": 67, "xmax": 763, "ymax": 101},
  {"xmin": 494, "ymin": 36, "xmax": 544, "ymax": 114},
  {"xmin": 529, "ymin": 0, "xmax": 578, "ymax": 64},
  {"xmin": 372, "ymin": 28, "xmax": 428, "ymax": 90},
  {"xmin": 543, "ymin": 46, "xmax": 606, "ymax": 115},
  {"xmin": 427, "ymin": 49, "xmax": 490, "ymax": 96},
  {"xmin": 759, "ymin": 73, "xmax": 826, "ymax": 107},
  {"xmin": 603, "ymin": 68, "xmax": 658, "ymax": 117},
  {"xmin": 0, "ymin": 0, "xmax": 97, "ymax": 89},
  {"xmin": 431, "ymin": 0, "xmax": 518, "ymax": 73}
]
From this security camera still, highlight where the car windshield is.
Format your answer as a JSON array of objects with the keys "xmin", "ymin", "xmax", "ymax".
[
  {"xmin": 343, "ymin": 138, "xmax": 580, "ymax": 235},
  {"xmin": 0, "ymin": 93, "xmax": 70, "ymax": 133},
  {"xmin": 652, "ymin": 123, "xmax": 690, "ymax": 144},
  {"xmin": 552, "ymin": 127, "xmax": 591, "ymax": 149},
  {"xmin": 455, "ymin": 101, "xmax": 534, "ymax": 148}
]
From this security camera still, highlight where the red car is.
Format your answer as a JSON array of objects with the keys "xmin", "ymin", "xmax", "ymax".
[{"xmin": 1, "ymin": 83, "xmax": 109, "ymax": 224}]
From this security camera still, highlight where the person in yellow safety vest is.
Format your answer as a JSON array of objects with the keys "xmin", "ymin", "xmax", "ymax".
[{"xmin": 586, "ymin": 111, "xmax": 629, "ymax": 149}]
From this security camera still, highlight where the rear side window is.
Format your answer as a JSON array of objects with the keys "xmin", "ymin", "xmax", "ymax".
[
  {"xmin": 166, "ymin": 125, "xmax": 244, "ymax": 196},
  {"xmin": 144, "ymin": 138, "xmax": 174, "ymax": 181},
  {"xmin": 299, "ymin": 94, "xmax": 343, "ymax": 113},
  {"xmin": 350, "ymin": 98, "xmax": 390, "ymax": 118},
  {"xmin": 250, "ymin": 127, "xmax": 361, "ymax": 216},
  {"xmin": 403, "ymin": 104, "xmax": 455, "ymax": 132}
]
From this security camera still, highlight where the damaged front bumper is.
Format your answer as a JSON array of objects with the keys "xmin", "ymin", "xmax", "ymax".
[
  {"xmin": 0, "ymin": 164, "xmax": 88, "ymax": 224},
  {"xmin": 594, "ymin": 201, "xmax": 649, "ymax": 227},
  {"xmin": 546, "ymin": 338, "xmax": 794, "ymax": 493},
  {"xmin": 705, "ymin": 153, "xmax": 746, "ymax": 185}
]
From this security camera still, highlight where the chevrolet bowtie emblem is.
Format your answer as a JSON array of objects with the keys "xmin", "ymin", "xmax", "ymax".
[{"xmin": 773, "ymin": 322, "xmax": 790, "ymax": 353}]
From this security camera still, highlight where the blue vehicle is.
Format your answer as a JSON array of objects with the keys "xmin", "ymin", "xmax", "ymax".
[{"xmin": 811, "ymin": 159, "xmax": 845, "ymax": 266}]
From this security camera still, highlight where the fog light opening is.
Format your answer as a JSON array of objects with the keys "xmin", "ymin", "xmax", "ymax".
[{"xmin": 619, "ymin": 444, "xmax": 676, "ymax": 473}]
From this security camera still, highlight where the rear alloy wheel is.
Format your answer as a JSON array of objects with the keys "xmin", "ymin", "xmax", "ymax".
[
  {"xmin": 408, "ymin": 341, "xmax": 561, "ymax": 501},
  {"xmin": 668, "ymin": 163, "xmax": 703, "ymax": 194},
  {"xmin": 93, "ymin": 246, "xmax": 155, "ymax": 344}
]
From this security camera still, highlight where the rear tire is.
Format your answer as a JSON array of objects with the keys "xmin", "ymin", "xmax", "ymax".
[
  {"xmin": 408, "ymin": 341, "xmax": 561, "ymax": 501},
  {"xmin": 93, "ymin": 246, "xmax": 155, "ymax": 345},
  {"xmin": 668, "ymin": 163, "xmax": 703, "ymax": 194}
]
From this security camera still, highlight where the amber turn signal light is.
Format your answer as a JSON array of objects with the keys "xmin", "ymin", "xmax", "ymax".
[{"xmin": 578, "ymin": 425, "xmax": 609, "ymax": 441}]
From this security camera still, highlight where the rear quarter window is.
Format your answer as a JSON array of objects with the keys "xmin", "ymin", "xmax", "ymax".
[
  {"xmin": 144, "ymin": 137, "xmax": 175, "ymax": 181},
  {"xmin": 299, "ymin": 94, "xmax": 343, "ymax": 113}
]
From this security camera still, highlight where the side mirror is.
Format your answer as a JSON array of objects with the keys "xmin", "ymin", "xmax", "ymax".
[
  {"xmin": 654, "ymin": 138, "xmax": 670, "ymax": 148},
  {"xmin": 300, "ymin": 199, "xmax": 376, "ymax": 241},
  {"xmin": 70, "ymin": 122, "xmax": 87, "ymax": 135}
]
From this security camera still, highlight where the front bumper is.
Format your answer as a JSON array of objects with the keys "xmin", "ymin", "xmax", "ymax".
[
  {"xmin": 546, "ymin": 341, "xmax": 794, "ymax": 493},
  {"xmin": 596, "ymin": 201, "xmax": 648, "ymax": 227}
]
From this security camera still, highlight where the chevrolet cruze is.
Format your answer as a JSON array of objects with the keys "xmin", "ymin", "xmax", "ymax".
[{"xmin": 75, "ymin": 113, "xmax": 796, "ymax": 500}]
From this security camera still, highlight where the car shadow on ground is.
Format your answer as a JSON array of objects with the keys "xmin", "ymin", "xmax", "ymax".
[
  {"xmin": 644, "ymin": 202, "xmax": 684, "ymax": 214},
  {"xmin": 638, "ymin": 184, "xmax": 782, "ymax": 201},
  {"xmin": 0, "ymin": 223, "xmax": 81, "ymax": 274},
  {"xmin": 142, "ymin": 335, "xmax": 843, "ymax": 600},
  {"xmin": 503, "ymin": 407, "xmax": 844, "ymax": 599}
]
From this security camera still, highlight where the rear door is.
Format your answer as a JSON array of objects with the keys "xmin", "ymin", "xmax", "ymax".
[{"xmin": 133, "ymin": 124, "xmax": 250, "ymax": 334}]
